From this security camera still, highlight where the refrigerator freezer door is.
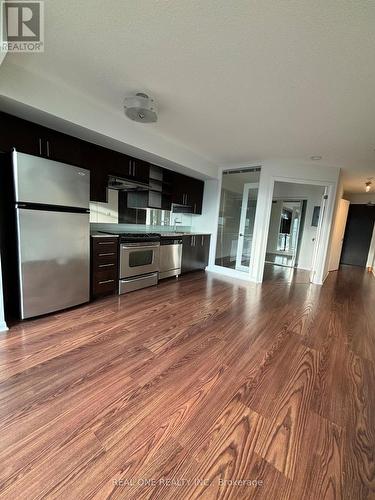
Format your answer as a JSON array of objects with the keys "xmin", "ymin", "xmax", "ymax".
[
  {"xmin": 16, "ymin": 208, "xmax": 90, "ymax": 319},
  {"xmin": 13, "ymin": 152, "xmax": 90, "ymax": 208}
]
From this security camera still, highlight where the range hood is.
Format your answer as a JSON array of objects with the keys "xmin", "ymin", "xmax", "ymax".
[{"xmin": 108, "ymin": 175, "xmax": 148, "ymax": 191}]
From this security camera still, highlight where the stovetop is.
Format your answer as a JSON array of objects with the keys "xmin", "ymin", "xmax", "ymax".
[{"xmin": 99, "ymin": 231, "xmax": 161, "ymax": 243}]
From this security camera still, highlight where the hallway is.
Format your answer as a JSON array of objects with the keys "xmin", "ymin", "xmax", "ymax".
[{"xmin": 0, "ymin": 267, "xmax": 374, "ymax": 499}]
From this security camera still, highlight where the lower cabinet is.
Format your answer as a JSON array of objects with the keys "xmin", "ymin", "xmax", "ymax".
[
  {"xmin": 91, "ymin": 236, "xmax": 119, "ymax": 298},
  {"xmin": 181, "ymin": 234, "xmax": 210, "ymax": 274}
]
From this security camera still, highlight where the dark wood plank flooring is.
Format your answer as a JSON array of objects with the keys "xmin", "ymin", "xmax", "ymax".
[{"xmin": 0, "ymin": 265, "xmax": 374, "ymax": 499}]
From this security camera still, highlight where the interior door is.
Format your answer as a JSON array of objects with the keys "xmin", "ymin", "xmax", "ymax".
[
  {"xmin": 340, "ymin": 204, "xmax": 375, "ymax": 266},
  {"xmin": 328, "ymin": 199, "xmax": 350, "ymax": 271},
  {"xmin": 235, "ymin": 183, "xmax": 259, "ymax": 272}
]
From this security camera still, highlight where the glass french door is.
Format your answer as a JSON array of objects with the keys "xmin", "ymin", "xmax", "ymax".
[{"xmin": 235, "ymin": 183, "xmax": 259, "ymax": 272}]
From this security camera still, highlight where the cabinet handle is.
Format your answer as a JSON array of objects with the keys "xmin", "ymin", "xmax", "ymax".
[
  {"xmin": 98, "ymin": 252, "xmax": 115, "ymax": 256},
  {"xmin": 98, "ymin": 279, "xmax": 115, "ymax": 285},
  {"xmin": 129, "ymin": 161, "xmax": 132, "ymax": 175},
  {"xmin": 97, "ymin": 241, "xmax": 115, "ymax": 245},
  {"xmin": 194, "ymin": 203, "xmax": 197, "ymax": 213},
  {"xmin": 98, "ymin": 263, "xmax": 115, "ymax": 268},
  {"xmin": 201, "ymin": 235, "xmax": 204, "ymax": 246},
  {"xmin": 46, "ymin": 140, "xmax": 50, "ymax": 157},
  {"xmin": 133, "ymin": 162, "xmax": 136, "ymax": 177},
  {"xmin": 38, "ymin": 138, "xmax": 42, "ymax": 155}
]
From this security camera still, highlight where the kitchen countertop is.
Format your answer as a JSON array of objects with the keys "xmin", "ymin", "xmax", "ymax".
[
  {"xmin": 91, "ymin": 231, "xmax": 211, "ymax": 237},
  {"xmin": 91, "ymin": 232, "xmax": 119, "ymax": 238}
]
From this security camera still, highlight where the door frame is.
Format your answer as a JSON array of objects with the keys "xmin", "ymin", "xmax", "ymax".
[
  {"xmin": 207, "ymin": 165, "xmax": 338, "ymax": 285},
  {"xmin": 252, "ymin": 176, "xmax": 337, "ymax": 285},
  {"xmin": 235, "ymin": 182, "xmax": 259, "ymax": 272},
  {"xmin": 265, "ymin": 199, "xmax": 304, "ymax": 268}
]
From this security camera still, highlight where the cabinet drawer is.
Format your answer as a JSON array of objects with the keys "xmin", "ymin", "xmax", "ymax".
[
  {"xmin": 93, "ymin": 268, "xmax": 117, "ymax": 282},
  {"xmin": 92, "ymin": 279, "xmax": 117, "ymax": 296},
  {"xmin": 92, "ymin": 269, "xmax": 117, "ymax": 295},
  {"xmin": 93, "ymin": 250, "xmax": 118, "ymax": 264},
  {"xmin": 93, "ymin": 260, "xmax": 117, "ymax": 271},
  {"xmin": 92, "ymin": 238, "xmax": 118, "ymax": 252}
]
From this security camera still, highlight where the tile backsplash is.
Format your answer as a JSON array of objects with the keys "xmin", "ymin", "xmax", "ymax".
[{"xmin": 90, "ymin": 223, "xmax": 193, "ymax": 233}]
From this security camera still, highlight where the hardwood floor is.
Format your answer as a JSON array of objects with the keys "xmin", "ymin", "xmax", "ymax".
[
  {"xmin": 263, "ymin": 262, "xmax": 312, "ymax": 283},
  {"xmin": 0, "ymin": 266, "xmax": 374, "ymax": 499}
]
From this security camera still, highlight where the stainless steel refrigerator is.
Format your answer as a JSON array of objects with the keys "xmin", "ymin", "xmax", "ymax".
[{"xmin": 12, "ymin": 151, "xmax": 90, "ymax": 319}]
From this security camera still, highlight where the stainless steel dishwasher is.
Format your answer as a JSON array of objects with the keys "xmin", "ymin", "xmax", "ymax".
[{"xmin": 159, "ymin": 237, "xmax": 183, "ymax": 279}]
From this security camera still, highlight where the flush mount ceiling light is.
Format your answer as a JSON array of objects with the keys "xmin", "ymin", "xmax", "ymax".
[
  {"xmin": 310, "ymin": 155, "xmax": 322, "ymax": 161},
  {"xmin": 124, "ymin": 93, "xmax": 158, "ymax": 123},
  {"xmin": 365, "ymin": 179, "xmax": 373, "ymax": 192}
]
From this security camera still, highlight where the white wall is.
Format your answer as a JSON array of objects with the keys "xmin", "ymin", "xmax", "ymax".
[
  {"xmin": 190, "ymin": 179, "xmax": 220, "ymax": 234},
  {"xmin": 89, "ymin": 189, "xmax": 118, "ymax": 223},
  {"xmin": 266, "ymin": 201, "xmax": 283, "ymax": 253},
  {"xmin": 344, "ymin": 192, "xmax": 375, "ymax": 205}
]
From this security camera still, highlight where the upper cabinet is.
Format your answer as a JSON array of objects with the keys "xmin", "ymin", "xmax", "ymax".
[
  {"xmin": 81, "ymin": 142, "xmax": 109, "ymax": 203},
  {"xmin": 108, "ymin": 152, "xmax": 149, "ymax": 184},
  {"xmin": 0, "ymin": 112, "xmax": 83, "ymax": 166},
  {"xmin": 171, "ymin": 172, "xmax": 204, "ymax": 214},
  {"xmin": 0, "ymin": 113, "xmax": 44, "ymax": 156},
  {"xmin": 0, "ymin": 112, "xmax": 205, "ymax": 212},
  {"xmin": 43, "ymin": 129, "xmax": 83, "ymax": 167}
]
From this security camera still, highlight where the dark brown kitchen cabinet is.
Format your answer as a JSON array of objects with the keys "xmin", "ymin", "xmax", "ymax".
[
  {"xmin": 188, "ymin": 177, "xmax": 204, "ymax": 214},
  {"xmin": 0, "ymin": 112, "xmax": 83, "ymax": 166},
  {"xmin": 43, "ymin": 129, "xmax": 83, "ymax": 166},
  {"xmin": 171, "ymin": 172, "xmax": 204, "ymax": 214},
  {"xmin": 126, "ymin": 157, "xmax": 150, "ymax": 184},
  {"xmin": 81, "ymin": 142, "xmax": 109, "ymax": 202},
  {"xmin": 0, "ymin": 111, "xmax": 205, "ymax": 212},
  {"xmin": 0, "ymin": 112, "xmax": 43, "ymax": 156},
  {"xmin": 181, "ymin": 234, "xmax": 210, "ymax": 274},
  {"xmin": 98, "ymin": 151, "xmax": 149, "ymax": 185},
  {"xmin": 91, "ymin": 236, "xmax": 119, "ymax": 298}
]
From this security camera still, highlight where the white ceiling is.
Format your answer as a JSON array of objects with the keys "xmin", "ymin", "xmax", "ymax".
[{"xmin": 2, "ymin": 0, "xmax": 375, "ymax": 192}]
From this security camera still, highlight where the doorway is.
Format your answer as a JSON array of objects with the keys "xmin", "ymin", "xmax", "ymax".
[
  {"xmin": 265, "ymin": 199, "xmax": 305, "ymax": 268},
  {"xmin": 215, "ymin": 168, "xmax": 261, "ymax": 273},
  {"xmin": 263, "ymin": 181, "xmax": 326, "ymax": 283},
  {"xmin": 340, "ymin": 204, "xmax": 375, "ymax": 267}
]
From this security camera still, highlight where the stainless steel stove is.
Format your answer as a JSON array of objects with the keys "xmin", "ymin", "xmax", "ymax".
[{"xmin": 99, "ymin": 231, "xmax": 160, "ymax": 294}]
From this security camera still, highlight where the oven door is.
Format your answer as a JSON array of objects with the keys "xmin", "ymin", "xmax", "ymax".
[{"xmin": 120, "ymin": 242, "xmax": 160, "ymax": 278}]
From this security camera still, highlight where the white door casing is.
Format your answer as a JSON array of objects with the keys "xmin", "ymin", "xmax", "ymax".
[{"xmin": 328, "ymin": 199, "xmax": 350, "ymax": 271}]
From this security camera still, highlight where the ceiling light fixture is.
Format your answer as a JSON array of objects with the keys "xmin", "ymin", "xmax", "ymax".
[
  {"xmin": 365, "ymin": 180, "xmax": 372, "ymax": 192},
  {"xmin": 310, "ymin": 156, "xmax": 322, "ymax": 161},
  {"xmin": 124, "ymin": 93, "xmax": 158, "ymax": 123}
]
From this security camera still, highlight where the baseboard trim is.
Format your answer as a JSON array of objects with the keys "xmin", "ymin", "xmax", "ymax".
[
  {"xmin": 0, "ymin": 320, "xmax": 8, "ymax": 332},
  {"xmin": 205, "ymin": 265, "xmax": 256, "ymax": 283}
]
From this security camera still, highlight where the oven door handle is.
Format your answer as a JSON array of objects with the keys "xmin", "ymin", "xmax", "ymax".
[{"xmin": 121, "ymin": 244, "xmax": 160, "ymax": 250}]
